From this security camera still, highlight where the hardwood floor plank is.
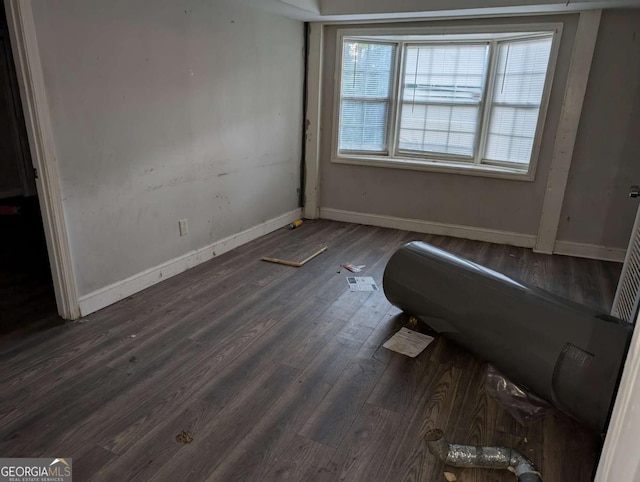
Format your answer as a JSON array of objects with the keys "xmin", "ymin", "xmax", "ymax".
[
  {"xmin": 89, "ymin": 397, "xmax": 217, "ymax": 482},
  {"xmin": 367, "ymin": 341, "xmax": 434, "ymax": 414},
  {"xmin": 150, "ymin": 363, "xmax": 300, "ymax": 482},
  {"xmin": 355, "ymin": 308, "xmax": 406, "ymax": 363},
  {"xmin": 373, "ymin": 362, "xmax": 464, "ymax": 482},
  {"xmin": 260, "ymin": 434, "xmax": 335, "ymax": 482},
  {"xmin": 446, "ymin": 360, "xmax": 510, "ymax": 482},
  {"xmin": 0, "ymin": 220, "xmax": 614, "ymax": 481},
  {"xmin": 70, "ymin": 444, "xmax": 117, "ymax": 482},
  {"xmin": 315, "ymin": 403, "xmax": 401, "ymax": 482},
  {"xmin": 3, "ymin": 337, "xmax": 209, "ymax": 456},
  {"xmin": 335, "ymin": 293, "xmax": 395, "ymax": 344},
  {"xmin": 0, "ymin": 224, "xmax": 361, "ymax": 415},
  {"xmin": 299, "ymin": 356, "xmax": 387, "ymax": 448},
  {"xmin": 201, "ymin": 335, "xmax": 363, "ymax": 481},
  {"xmin": 2, "ymin": 365, "xmax": 126, "ymax": 456},
  {"xmin": 542, "ymin": 412, "xmax": 599, "ymax": 481},
  {"xmin": 0, "ymin": 221, "xmax": 337, "ymax": 364},
  {"xmin": 189, "ymin": 224, "xmax": 379, "ymax": 346},
  {"xmin": 61, "ymin": 318, "xmax": 283, "ymax": 457},
  {"xmin": 276, "ymin": 289, "xmax": 371, "ymax": 370}
]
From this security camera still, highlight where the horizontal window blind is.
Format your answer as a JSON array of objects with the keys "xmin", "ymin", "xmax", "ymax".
[
  {"xmin": 398, "ymin": 44, "xmax": 488, "ymax": 157},
  {"xmin": 336, "ymin": 30, "xmax": 557, "ymax": 174},
  {"xmin": 484, "ymin": 36, "xmax": 553, "ymax": 164},
  {"xmin": 339, "ymin": 41, "xmax": 395, "ymax": 152}
]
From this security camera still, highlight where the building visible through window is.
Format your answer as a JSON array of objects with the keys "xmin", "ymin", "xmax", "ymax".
[{"xmin": 336, "ymin": 29, "xmax": 557, "ymax": 177}]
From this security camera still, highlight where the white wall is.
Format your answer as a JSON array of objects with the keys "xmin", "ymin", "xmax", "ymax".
[
  {"xmin": 556, "ymin": 9, "xmax": 640, "ymax": 250},
  {"xmin": 30, "ymin": 0, "xmax": 304, "ymax": 298}
]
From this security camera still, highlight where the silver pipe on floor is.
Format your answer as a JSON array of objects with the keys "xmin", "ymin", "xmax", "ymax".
[{"xmin": 425, "ymin": 429, "xmax": 542, "ymax": 482}]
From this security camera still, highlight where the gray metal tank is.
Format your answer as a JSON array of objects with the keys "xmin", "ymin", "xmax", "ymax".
[{"xmin": 383, "ymin": 241, "xmax": 632, "ymax": 433}]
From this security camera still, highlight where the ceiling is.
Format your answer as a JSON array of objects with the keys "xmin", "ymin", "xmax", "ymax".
[{"xmin": 236, "ymin": 0, "xmax": 640, "ymax": 21}]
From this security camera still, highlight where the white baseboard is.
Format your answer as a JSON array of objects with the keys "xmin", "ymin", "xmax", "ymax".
[
  {"xmin": 319, "ymin": 208, "xmax": 626, "ymax": 262},
  {"xmin": 78, "ymin": 208, "xmax": 302, "ymax": 316},
  {"xmin": 553, "ymin": 240, "xmax": 625, "ymax": 263},
  {"xmin": 319, "ymin": 207, "xmax": 538, "ymax": 248}
]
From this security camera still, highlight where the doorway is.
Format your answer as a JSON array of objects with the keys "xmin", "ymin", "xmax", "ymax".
[{"xmin": 0, "ymin": 5, "xmax": 60, "ymax": 339}]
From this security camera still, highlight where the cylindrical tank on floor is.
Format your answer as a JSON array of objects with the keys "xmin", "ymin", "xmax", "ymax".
[{"xmin": 383, "ymin": 241, "xmax": 632, "ymax": 433}]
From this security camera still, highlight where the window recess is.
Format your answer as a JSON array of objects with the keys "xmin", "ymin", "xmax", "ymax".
[{"xmin": 334, "ymin": 27, "xmax": 561, "ymax": 180}]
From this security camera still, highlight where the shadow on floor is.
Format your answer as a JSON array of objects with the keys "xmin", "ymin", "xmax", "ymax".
[{"xmin": 0, "ymin": 196, "xmax": 62, "ymax": 341}]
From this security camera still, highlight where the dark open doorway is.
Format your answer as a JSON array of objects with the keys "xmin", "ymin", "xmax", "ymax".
[{"xmin": 0, "ymin": 5, "xmax": 60, "ymax": 340}]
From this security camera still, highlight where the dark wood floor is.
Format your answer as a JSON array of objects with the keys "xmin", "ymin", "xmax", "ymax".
[
  {"xmin": 0, "ymin": 220, "xmax": 622, "ymax": 481},
  {"xmin": 0, "ymin": 196, "xmax": 60, "ymax": 339}
]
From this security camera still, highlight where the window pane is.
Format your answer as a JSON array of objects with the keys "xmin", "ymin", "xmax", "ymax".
[
  {"xmin": 399, "ymin": 104, "xmax": 478, "ymax": 156},
  {"xmin": 403, "ymin": 44, "xmax": 488, "ymax": 104},
  {"xmin": 492, "ymin": 37, "xmax": 552, "ymax": 105},
  {"xmin": 485, "ymin": 106, "xmax": 539, "ymax": 164},
  {"xmin": 339, "ymin": 100, "xmax": 389, "ymax": 152},
  {"xmin": 485, "ymin": 37, "xmax": 553, "ymax": 164},
  {"xmin": 398, "ymin": 44, "xmax": 488, "ymax": 158},
  {"xmin": 339, "ymin": 41, "xmax": 395, "ymax": 152}
]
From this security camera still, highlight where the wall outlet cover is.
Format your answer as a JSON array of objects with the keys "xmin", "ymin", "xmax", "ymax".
[{"xmin": 179, "ymin": 218, "xmax": 189, "ymax": 236}]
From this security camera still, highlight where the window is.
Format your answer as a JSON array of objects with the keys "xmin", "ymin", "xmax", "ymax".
[{"xmin": 334, "ymin": 27, "xmax": 560, "ymax": 178}]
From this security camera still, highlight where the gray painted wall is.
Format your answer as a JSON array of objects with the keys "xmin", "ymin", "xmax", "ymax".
[
  {"xmin": 319, "ymin": 10, "xmax": 640, "ymax": 250},
  {"xmin": 320, "ymin": 14, "xmax": 578, "ymax": 236},
  {"xmin": 31, "ymin": 0, "xmax": 304, "ymax": 296},
  {"xmin": 556, "ymin": 9, "xmax": 640, "ymax": 249}
]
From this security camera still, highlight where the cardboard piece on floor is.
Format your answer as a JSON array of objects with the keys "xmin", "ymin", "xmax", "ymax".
[
  {"xmin": 346, "ymin": 276, "xmax": 378, "ymax": 292},
  {"xmin": 262, "ymin": 246, "xmax": 328, "ymax": 268},
  {"xmin": 383, "ymin": 327, "xmax": 435, "ymax": 357}
]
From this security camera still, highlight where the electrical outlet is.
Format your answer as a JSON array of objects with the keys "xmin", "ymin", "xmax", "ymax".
[{"xmin": 179, "ymin": 218, "xmax": 189, "ymax": 236}]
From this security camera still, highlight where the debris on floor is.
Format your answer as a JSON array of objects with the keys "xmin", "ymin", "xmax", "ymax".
[
  {"xmin": 346, "ymin": 276, "xmax": 378, "ymax": 292},
  {"xmin": 342, "ymin": 263, "xmax": 365, "ymax": 273},
  {"xmin": 262, "ymin": 246, "xmax": 328, "ymax": 268},
  {"xmin": 485, "ymin": 364, "xmax": 552, "ymax": 425},
  {"xmin": 175, "ymin": 431, "xmax": 194, "ymax": 444},
  {"xmin": 425, "ymin": 429, "xmax": 541, "ymax": 482},
  {"xmin": 382, "ymin": 327, "xmax": 434, "ymax": 357},
  {"xmin": 287, "ymin": 219, "xmax": 303, "ymax": 229},
  {"xmin": 443, "ymin": 472, "xmax": 457, "ymax": 482}
]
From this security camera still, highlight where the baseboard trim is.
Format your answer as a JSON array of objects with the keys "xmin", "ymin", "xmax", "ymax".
[
  {"xmin": 78, "ymin": 208, "xmax": 302, "ymax": 316},
  {"xmin": 553, "ymin": 240, "xmax": 625, "ymax": 263},
  {"xmin": 319, "ymin": 207, "xmax": 537, "ymax": 248}
]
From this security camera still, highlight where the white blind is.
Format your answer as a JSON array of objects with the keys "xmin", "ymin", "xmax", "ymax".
[
  {"xmin": 484, "ymin": 36, "xmax": 553, "ymax": 164},
  {"xmin": 398, "ymin": 44, "xmax": 488, "ymax": 157},
  {"xmin": 339, "ymin": 41, "xmax": 395, "ymax": 152}
]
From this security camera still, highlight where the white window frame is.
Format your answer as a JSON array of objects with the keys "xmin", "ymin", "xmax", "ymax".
[{"xmin": 331, "ymin": 24, "xmax": 563, "ymax": 181}]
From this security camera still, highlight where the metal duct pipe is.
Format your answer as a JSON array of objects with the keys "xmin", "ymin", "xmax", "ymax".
[
  {"xmin": 425, "ymin": 429, "xmax": 542, "ymax": 482},
  {"xmin": 383, "ymin": 242, "xmax": 632, "ymax": 432}
]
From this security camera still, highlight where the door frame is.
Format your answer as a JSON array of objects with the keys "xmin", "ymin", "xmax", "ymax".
[
  {"xmin": 595, "ymin": 306, "xmax": 640, "ymax": 480},
  {"xmin": 3, "ymin": 0, "xmax": 79, "ymax": 320}
]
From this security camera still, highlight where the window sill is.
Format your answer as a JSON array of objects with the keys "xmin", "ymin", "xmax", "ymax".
[{"xmin": 331, "ymin": 154, "xmax": 535, "ymax": 181}]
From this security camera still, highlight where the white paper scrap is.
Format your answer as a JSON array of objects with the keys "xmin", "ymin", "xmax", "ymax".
[
  {"xmin": 382, "ymin": 327, "xmax": 435, "ymax": 357},
  {"xmin": 346, "ymin": 276, "xmax": 378, "ymax": 292}
]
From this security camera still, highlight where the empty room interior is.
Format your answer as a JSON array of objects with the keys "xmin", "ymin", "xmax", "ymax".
[{"xmin": 1, "ymin": 0, "xmax": 640, "ymax": 480}]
